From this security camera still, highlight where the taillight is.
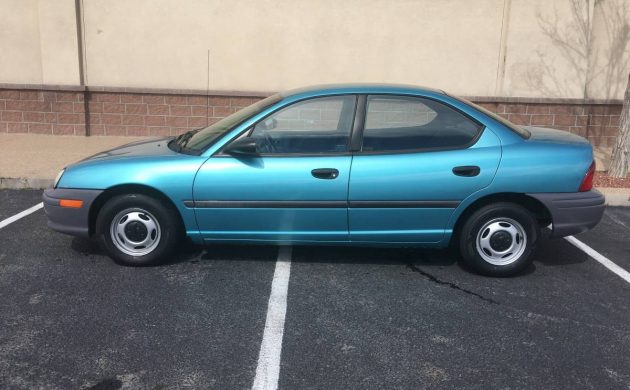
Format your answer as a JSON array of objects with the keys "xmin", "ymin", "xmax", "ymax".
[{"xmin": 579, "ymin": 161, "xmax": 595, "ymax": 192}]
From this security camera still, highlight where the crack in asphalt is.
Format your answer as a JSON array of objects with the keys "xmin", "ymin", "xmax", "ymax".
[
  {"xmin": 605, "ymin": 209, "xmax": 630, "ymax": 230},
  {"xmin": 404, "ymin": 264, "xmax": 630, "ymax": 336},
  {"xmin": 405, "ymin": 262, "xmax": 499, "ymax": 305}
]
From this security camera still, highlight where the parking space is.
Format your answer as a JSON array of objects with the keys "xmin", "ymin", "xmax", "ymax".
[
  {"xmin": 577, "ymin": 207, "xmax": 630, "ymax": 271},
  {"xmin": 0, "ymin": 191, "xmax": 278, "ymax": 389},
  {"xmin": 0, "ymin": 190, "xmax": 42, "ymax": 221},
  {"xmin": 282, "ymin": 241, "xmax": 630, "ymax": 389},
  {"xmin": 1, "ymin": 189, "xmax": 630, "ymax": 389}
]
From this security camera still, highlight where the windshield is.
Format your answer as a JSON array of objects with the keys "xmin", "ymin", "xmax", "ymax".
[
  {"xmin": 451, "ymin": 95, "xmax": 531, "ymax": 139},
  {"xmin": 170, "ymin": 94, "xmax": 282, "ymax": 154}
]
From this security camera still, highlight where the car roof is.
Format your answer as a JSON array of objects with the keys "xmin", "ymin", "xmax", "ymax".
[{"xmin": 281, "ymin": 83, "xmax": 446, "ymax": 99}]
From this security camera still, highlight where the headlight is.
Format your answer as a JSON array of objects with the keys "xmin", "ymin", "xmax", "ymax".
[{"xmin": 53, "ymin": 168, "xmax": 65, "ymax": 188}]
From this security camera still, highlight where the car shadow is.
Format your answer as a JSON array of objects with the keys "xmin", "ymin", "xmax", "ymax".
[
  {"xmin": 535, "ymin": 238, "xmax": 588, "ymax": 266},
  {"xmin": 70, "ymin": 237, "xmax": 105, "ymax": 256},
  {"xmin": 199, "ymin": 244, "xmax": 538, "ymax": 277},
  {"xmin": 69, "ymin": 236, "xmax": 469, "ymax": 270},
  {"xmin": 70, "ymin": 237, "xmax": 206, "ymax": 266},
  {"xmin": 70, "ymin": 236, "xmax": 586, "ymax": 276},
  {"xmin": 290, "ymin": 245, "xmax": 458, "ymax": 266},
  {"xmin": 189, "ymin": 243, "xmax": 460, "ymax": 267}
]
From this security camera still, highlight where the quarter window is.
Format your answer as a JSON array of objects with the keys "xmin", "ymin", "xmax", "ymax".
[
  {"xmin": 361, "ymin": 95, "xmax": 482, "ymax": 152},
  {"xmin": 249, "ymin": 95, "xmax": 356, "ymax": 154}
]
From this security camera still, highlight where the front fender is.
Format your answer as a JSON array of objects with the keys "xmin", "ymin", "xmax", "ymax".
[{"xmin": 57, "ymin": 155, "xmax": 208, "ymax": 239}]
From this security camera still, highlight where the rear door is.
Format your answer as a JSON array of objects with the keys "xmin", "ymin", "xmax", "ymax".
[
  {"xmin": 192, "ymin": 95, "xmax": 357, "ymax": 242},
  {"xmin": 348, "ymin": 94, "xmax": 502, "ymax": 243}
]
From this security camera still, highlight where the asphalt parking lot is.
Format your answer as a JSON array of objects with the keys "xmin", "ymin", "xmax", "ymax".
[{"xmin": 1, "ymin": 189, "xmax": 630, "ymax": 389}]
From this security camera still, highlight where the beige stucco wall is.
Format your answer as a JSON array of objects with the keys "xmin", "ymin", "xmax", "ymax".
[
  {"xmin": 0, "ymin": 0, "xmax": 628, "ymax": 99},
  {"xmin": 82, "ymin": 0, "xmax": 505, "ymax": 95},
  {"xmin": 587, "ymin": 0, "xmax": 630, "ymax": 99},
  {"xmin": 0, "ymin": 0, "xmax": 79, "ymax": 85},
  {"xmin": 37, "ymin": 0, "xmax": 80, "ymax": 85},
  {"xmin": 503, "ymin": 0, "xmax": 630, "ymax": 100},
  {"xmin": 502, "ymin": 0, "xmax": 592, "ymax": 98},
  {"xmin": 0, "ymin": 0, "xmax": 43, "ymax": 84}
]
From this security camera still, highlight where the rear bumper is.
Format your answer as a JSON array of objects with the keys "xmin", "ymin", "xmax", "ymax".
[
  {"xmin": 528, "ymin": 190, "xmax": 605, "ymax": 238},
  {"xmin": 42, "ymin": 188, "xmax": 103, "ymax": 237}
]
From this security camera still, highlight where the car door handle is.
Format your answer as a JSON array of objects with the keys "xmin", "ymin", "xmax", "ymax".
[
  {"xmin": 452, "ymin": 166, "xmax": 480, "ymax": 177},
  {"xmin": 311, "ymin": 168, "xmax": 339, "ymax": 180}
]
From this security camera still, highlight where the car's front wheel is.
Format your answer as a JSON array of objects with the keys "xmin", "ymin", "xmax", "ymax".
[
  {"xmin": 459, "ymin": 202, "xmax": 539, "ymax": 277},
  {"xmin": 96, "ymin": 193, "xmax": 181, "ymax": 266}
]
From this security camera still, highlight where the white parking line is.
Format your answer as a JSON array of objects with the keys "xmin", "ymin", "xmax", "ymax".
[
  {"xmin": 565, "ymin": 236, "xmax": 630, "ymax": 284},
  {"xmin": 0, "ymin": 202, "xmax": 43, "ymax": 230},
  {"xmin": 252, "ymin": 246, "xmax": 292, "ymax": 390}
]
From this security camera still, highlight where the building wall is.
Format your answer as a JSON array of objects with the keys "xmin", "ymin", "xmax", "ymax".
[
  {"xmin": 0, "ymin": 0, "xmax": 79, "ymax": 85},
  {"xmin": 1, "ymin": 0, "xmax": 629, "ymax": 98},
  {"xmin": 0, "ymin": 0, "xmax": 627, "ymax": 140},
  {"xmin": 0, "ymin": 88, "xmax": 259, "ymax": 137},
  {"xmin": 81, "ymin": 0, "xmax": 508, "ymax": 96},
  {"xmin": 0, "ymin": 87, "xmax": 621, "ymax": 147}
]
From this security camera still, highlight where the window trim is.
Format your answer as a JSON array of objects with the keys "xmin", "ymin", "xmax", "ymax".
[
  {"xmin": 215, "ymin": 94, "xmax": 359, "ymax": 158},
  {"xmin": 353, "ymin": 93, "xmax": 486, "ymax": 156}
]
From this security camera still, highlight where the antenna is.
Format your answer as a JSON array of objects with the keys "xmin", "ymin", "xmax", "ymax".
[{"xmin": 206, "ymin": 49, "xmax": 210, "ymax": 127}]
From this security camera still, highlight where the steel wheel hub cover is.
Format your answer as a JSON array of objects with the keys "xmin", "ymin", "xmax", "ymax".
[
  {"xmin": 110, "ymin": 209, "xmax": 161, "ymax": 256},
  {"xmin": 475, "ymin": 217, "xmax": 527, "ymax": 266}
]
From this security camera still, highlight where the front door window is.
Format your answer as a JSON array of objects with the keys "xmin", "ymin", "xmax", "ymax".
[{"xmin": 249, "ymin": 95, "xmax": 357, "ymax": 155}]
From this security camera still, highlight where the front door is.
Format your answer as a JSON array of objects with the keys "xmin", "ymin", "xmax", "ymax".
[
  {"xmin": 192, "ymin": 95, "xmax": 357, "ymax": 243},
  {"xmin": 348, "ymin": 95, "xmax": 502, "ymax": 243}
]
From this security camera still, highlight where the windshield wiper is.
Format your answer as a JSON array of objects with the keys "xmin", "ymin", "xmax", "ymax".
[
  {"xmin": 168, "ymin": 139, "xmax": 181, "ymax": 153},
  {"xmin": 176, "ymin": 129, "xmax": 200, "ymax": 148},
  {"xmin": 169, "ymin": 129, "xmax": 200, "ymax": 154}
]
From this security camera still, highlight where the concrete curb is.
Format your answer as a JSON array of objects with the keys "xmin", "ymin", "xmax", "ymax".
[
  {"xmin": 2, "ymin": 176, "xmax": 629, "ymax": 207},
  {"xmin": 599, "ymin": 187, "xmax": 630, "ymax": 207},
  {"xmin": 0, "ymin": 177, "xmax": 53, "ymax": 190}
]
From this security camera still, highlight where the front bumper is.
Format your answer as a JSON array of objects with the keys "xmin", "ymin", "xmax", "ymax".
[
  {"xmin": 528, "ymin": 189, "xmax": 605, "ymax": 238},
  {"xmin": 42, "ymin": 188, "xmax": 103, "ymax": 237}
]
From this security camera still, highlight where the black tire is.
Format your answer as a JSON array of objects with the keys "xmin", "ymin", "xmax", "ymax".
[
  {"xmin": 96, "ymin": 193, "xmax": 182, "ymax": 266},
  {"xmin": 458, "ymin": 202, "xmax": 539, "ymax": 277}
]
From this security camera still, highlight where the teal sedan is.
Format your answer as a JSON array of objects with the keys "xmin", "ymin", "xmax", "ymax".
[{"xmin": 43, "ymin": 84, "xmax": 604, "ymax": 276}]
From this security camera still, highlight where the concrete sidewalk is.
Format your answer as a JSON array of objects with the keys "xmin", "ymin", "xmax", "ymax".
[
  {"xmin": 0, "ymin": 133, "xmax": 628, "ymax": 205},
  {"xmin": 0, "ymin": 133, "xmax": 143, "ymax": 189}
]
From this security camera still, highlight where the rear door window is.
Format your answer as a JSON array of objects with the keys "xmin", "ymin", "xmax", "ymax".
[{"xmin": 361, "ymin": 95, "xmax": 483, "ymax": 152}]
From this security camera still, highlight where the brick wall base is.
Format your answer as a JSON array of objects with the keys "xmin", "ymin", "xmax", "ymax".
[
  {"xmin": 473, "ymin": 101, "xmax": 621, "ymax": 147},
  {"xmin": 0, "ymin": 87, "xmax": 622, "ymax": 147}
]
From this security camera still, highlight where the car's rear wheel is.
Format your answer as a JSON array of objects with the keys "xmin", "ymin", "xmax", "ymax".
[
  {"xmin": 459, "ymin": 202, "xmax": 539, "ymax": 276},
  {"xmin": 96, "ymin": 193, "xmax": 181, "ymax": 266}
]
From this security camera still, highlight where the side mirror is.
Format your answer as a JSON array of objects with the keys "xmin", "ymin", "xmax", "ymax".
[
  {"xmin": 224, "ymin": 137, "xmax": 258, "ymax": 156},
  {"xmin": 260, "ymin": 117, "xmax": 277, "ymax": 130}
]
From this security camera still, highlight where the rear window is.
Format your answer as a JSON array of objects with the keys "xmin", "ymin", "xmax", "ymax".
[{"xmin": 451, "ymin": 95, "xmax": 531, "ymax": 139}]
